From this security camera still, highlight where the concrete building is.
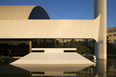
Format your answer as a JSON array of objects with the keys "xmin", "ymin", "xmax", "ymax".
[
  {"xmin": 0, "ymin": 0, "xmax": 107, "ymax": 64},
  {"xmin": 107, "ymin": 27, "xmax": 116, "ymax": 45}
]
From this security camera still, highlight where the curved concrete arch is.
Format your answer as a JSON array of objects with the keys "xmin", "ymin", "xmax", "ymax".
[
  {"xmin": 0, "ymin": 6, "xmax": 50, "ymax": 20},
  {"xmin": 0, "ymin": 6, "xmax": 34, "ymax": 20}
]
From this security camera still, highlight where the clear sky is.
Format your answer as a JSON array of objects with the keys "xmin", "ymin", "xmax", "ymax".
[{"xmin": 0, "ymin": 0, "xmax": 115, "ymax": 28}]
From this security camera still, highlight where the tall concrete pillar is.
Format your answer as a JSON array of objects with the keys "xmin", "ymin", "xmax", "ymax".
[{"xmin": 94, "ymin": 0, "xmax": 107, "ymax": 59}]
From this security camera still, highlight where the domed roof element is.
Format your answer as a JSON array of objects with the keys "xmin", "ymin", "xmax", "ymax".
[{"xmin": 0, "ymin": 6, "xmax": 50, "ymax": 20}]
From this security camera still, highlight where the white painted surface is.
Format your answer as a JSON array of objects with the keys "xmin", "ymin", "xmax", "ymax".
[
  {"xmin": 94, "ymin": 0, "xmax": 107, "ymax": 59},
  {"xmin": 0, "ymin": 0, "xmax": 107, "ymax": 59},
  {"xmin": 0, "ymin": 19, "xmax": 99, "ymax": 41},
  {"xmin": 32, "ymin": 48, "xmax": 77, "ymax": 53},
  {"xmin": 11, "ymin": 52, "xmax": 94, "ymax": 64},
  {"xmin": 0, "ymin": 6, "xmax": 34, "ymax": 20}
]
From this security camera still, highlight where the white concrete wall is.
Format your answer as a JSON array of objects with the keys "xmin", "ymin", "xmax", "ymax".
[
  {"xmin": 0, "ymin": 0, "xmax": 107, "ymax": 60},
  {"xmin": 0, "ymin": 18, "xmax": 99, "ymax": 40}
]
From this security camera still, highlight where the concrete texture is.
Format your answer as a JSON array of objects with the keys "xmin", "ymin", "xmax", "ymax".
[
  {"xmin": 11, "ymin": 52, "xmax": 94, "ymax": 64},
  {"xmin": 0, "ymin": 0, "xmax": 107, "ymax": 59},
  {"xmin": 94, "ymin": 0, "xmax": 107, "ymax": 59}
]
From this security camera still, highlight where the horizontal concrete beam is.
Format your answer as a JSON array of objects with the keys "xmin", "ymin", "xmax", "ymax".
[{"xmin": 0, "ymin": 18, "xmax": 100, "ymax": 41}]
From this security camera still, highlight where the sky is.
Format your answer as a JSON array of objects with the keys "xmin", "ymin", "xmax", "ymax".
[{"xmin": 0, "ymin": 0, "xmax": 115, "ymax": 28}]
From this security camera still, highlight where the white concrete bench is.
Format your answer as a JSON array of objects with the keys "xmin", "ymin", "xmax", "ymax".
[{"xmin": 31, "ymin": 48, "xmax": 77, "ymax": 53}]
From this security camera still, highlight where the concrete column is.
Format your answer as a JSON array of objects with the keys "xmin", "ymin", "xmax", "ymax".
[
  {"xmin": 95, "ymin": 59, "xmax": 107, "ymax": 77},
  {"xmin": 94, "ymin": 0, "xmax": 107, "ymax": 59},
  {"xmin": 29, "ymin": 40, "xmax": 32, "ymax": 53}
]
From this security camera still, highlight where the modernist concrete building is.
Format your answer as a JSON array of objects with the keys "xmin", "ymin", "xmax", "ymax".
[
  {"xmin": 107, "ymin": 27, "xmax": 116, "ymax": 45},
  {"xmin": 0, "ymin": 0, "xmax": 107, "ymax": 64}
]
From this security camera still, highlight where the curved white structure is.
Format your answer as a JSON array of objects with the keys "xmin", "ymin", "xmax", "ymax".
[
  {"xmin": 0, "ymin": 6, "xmax": 34, "ymax": 19},
  {"xmin": 0, "ymin": 0, "xmax": 107, "ymax": 60}
]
